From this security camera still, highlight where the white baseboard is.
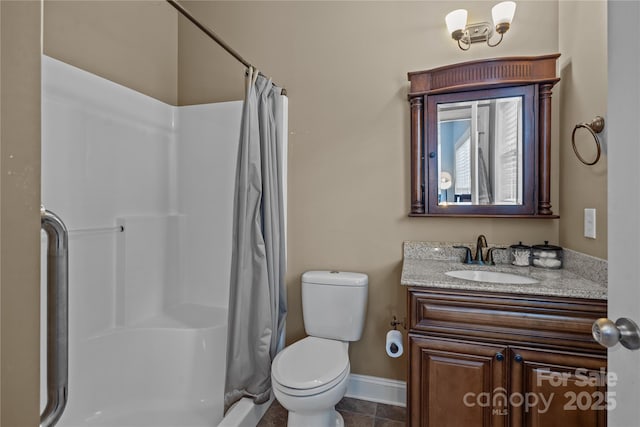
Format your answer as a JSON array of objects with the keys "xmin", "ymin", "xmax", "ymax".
[{"xmin": 345, "ymin": 374, "xmax": 406, "ymax": 407}]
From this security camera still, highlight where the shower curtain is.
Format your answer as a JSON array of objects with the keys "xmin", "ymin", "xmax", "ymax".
[{"xmin": 224, "ymin": 68, "xmax": 287, "ymax": 411}]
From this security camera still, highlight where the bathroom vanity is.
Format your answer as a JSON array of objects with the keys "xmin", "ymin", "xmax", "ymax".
[{"xmin": 402, "ymin": 242, "xmax": 608, "ymax": 427}]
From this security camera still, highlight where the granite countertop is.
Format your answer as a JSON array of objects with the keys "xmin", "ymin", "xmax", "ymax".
[{"xmin": 401, "ymin": 242, "xmax": 607, "ymax": 300}]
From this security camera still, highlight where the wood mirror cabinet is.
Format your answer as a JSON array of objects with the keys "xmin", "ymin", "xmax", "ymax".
[{"xmin": 408, "ymin": 54, "xmax": 560, "ymax": 217}]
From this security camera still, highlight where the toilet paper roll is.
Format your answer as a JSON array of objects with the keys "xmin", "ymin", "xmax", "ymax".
[{"xmin": 385, "ymin": 329, "xmax": 403, "ymax": 358}]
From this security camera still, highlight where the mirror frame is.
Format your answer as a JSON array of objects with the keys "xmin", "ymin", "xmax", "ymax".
[{"xmin": 407, "ymin": 54, "xmax": 560, "ymax": 218}]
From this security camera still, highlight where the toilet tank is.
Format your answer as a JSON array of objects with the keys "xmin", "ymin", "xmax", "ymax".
[{"xmin": 301, "ymin": 271, "xmax": 368, "ymax": 341}]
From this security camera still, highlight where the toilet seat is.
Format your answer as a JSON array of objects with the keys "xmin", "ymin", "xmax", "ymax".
[{"xmin": 272, "ymin": 336, "xmax": 349, "ymax": 397}]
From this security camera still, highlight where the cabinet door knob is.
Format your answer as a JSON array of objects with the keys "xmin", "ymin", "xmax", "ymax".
[
  {"xmin": 495, "ymin": 352, "xmax": 504, "ymax": 361},
  {"xmin": 428, "ymin": 152, "xmax": 436, "ymax": 158},
  {"xmin": 514, "ymin": 354, "xmax": 523, "ymax": 363},
  {"xmin": 592, "ymin": 317, "xmax": 640, "ymax": 350}
]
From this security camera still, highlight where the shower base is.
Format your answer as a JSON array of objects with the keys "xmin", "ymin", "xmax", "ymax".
[
  {"xmin": 54, "ymin": 304, "xmax": 227, "ymax": 427},
  {"xmin": 74, "ymin": 401, "xmax": 219, "ymax": 426}
]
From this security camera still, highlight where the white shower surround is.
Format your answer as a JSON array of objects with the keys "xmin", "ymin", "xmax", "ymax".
[{"xmin": 40, "ymin": 56, "xmax": 277, "ymax": 426}]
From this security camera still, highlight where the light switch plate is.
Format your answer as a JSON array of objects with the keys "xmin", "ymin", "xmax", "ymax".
[{"xmin": 584, "ymin": 208, "xmax": 596, "ymax": 239}]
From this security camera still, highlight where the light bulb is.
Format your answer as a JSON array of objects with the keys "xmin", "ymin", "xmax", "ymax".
[
  {"xmin": 492, "ymin": 1, "xmax": 516, "ymax": 26},
  {"xmin": 445, "ymin": 9, "xmax": 468, "ymax": 39}
]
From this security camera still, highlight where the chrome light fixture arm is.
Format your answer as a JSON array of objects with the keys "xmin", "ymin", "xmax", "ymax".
[
  {"xmin": 486, "ymin": 32, "xmax": 504, "ymax": 48},
  {"xmin": 446, "ymin": 1, "xmax": 516, "ymax": 51},
  {"xmin": 457, "ymin": 38, "xmax": 471, "ymax": 51}
]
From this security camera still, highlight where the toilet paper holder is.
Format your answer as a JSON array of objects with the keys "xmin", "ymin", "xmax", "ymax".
[
  {"xmin": 390, "ymin": 316, "xmax": 406, "ymax": 330},
  {"xmin": 386, "ymin": 317, "xmax": 405, "ymax": 358}
]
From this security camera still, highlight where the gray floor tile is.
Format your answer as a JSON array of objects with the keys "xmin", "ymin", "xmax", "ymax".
[
  {"xmin": 258, "ymin": 398, "xmax": 407, "ymax": 426},
  {"xmin": 375, "ymin": 403, "xmax": 406, "ymax": 422},
  {"xmin": 257, "ymin": 400, "xmax": 288, "ymax": 427},
  {"xmin": 373, "ymin": 418, "xmax": 405, "ymax": 427},
  {"xmin": 336, "ymin": 397, "xmax": 377, "ymax": 416},
  {"xmin": 338, "ymin": 409, "xmax": 375, "ymax": 427}
]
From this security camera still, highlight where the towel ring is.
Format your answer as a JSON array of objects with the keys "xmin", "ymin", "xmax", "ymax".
[{"xmin": 572, "ymin": 116, "xmax": 605, "ymax": 166}]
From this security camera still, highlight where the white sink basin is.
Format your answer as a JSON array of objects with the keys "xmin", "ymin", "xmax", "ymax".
[{"xmin": 445, "ymin": 270, "xmax": 539, "ymax": 285}]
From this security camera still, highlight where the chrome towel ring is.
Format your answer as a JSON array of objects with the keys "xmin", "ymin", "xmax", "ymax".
[{"xmin": 572, "ymin": 116, "xmax": 605, "ymax": 165}]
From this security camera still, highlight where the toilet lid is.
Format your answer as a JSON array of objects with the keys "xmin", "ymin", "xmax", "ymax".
[{"xmin": 272, "ymin": 336, "xmax": 349, "ymax": 391}]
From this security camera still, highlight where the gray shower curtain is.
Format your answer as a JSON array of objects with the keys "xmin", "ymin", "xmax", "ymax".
[{"xmin": 224, "ymin": 68, "xmax": 287, "ymax": 412}]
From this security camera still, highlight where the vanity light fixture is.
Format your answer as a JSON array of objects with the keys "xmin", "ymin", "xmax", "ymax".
[{"xmin": 445, "ymin": 1, "xmax": 516, "ymax": 51}]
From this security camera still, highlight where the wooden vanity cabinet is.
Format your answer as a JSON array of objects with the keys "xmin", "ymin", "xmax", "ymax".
[
  {"xmin": 509, "ymin": 347, "xmax": 607, "ymax": 427},
  {"xmin": 409, "ymin": 336, "xmax": 508, "ymax": 427},
  {"xmin": 408, "ymin": 288, "xmax": 607, "ymax": 427}
]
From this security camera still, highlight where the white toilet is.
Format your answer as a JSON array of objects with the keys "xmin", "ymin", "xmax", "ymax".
[{"xmin": 271, "ymin": 270, "xmax": 368, "ymax": 427}]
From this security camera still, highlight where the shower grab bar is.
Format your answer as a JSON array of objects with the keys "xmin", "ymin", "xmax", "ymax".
[
  {"xmin": 68, "ymin": 225, "xmax": 124, "ymax": 235},
  {"xmin": 40, "ymin": 207, "xmax": 69, "ymax": 427}
]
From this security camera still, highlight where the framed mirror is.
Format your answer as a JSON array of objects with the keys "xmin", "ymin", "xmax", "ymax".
[
  {"xmin": 408, "ymin": 54, "xmax": 560, "ymax": 217},
  {"xmin": 427, "ymin": 85, "xmax": 535, "ymax": 215}
]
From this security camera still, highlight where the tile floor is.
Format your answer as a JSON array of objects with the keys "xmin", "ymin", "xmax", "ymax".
[{"xmin": 257, "ymin": 397, "xmax": 406, "ymax": 427}]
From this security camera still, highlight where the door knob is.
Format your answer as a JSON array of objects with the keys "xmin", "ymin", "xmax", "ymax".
[{"xmin": 592, "ymin": 317, "xmax": 640, "ymax": 350}]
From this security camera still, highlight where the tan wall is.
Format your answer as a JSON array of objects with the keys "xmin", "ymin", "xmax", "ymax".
[
  {"xmin": 4, "ymin": 0, "xmax": 602, "ymax": 413},
  {"xmin": 0, "ymin": 0, "xmax": 42, "ymax": 424},
  {"xmin": 558, "ymin": 1, "xmax": 607, "ymax": 259},
  {"xmin": 43, "ymin": 0, "xmax": 179, "ymax": 105},
  {"xmin": 178, "ymin": 1, "xmax": 560, "ymax": 381},
  {"xmin": 0, "ymin": 2, "xmax": 179, "ymax": 422}
]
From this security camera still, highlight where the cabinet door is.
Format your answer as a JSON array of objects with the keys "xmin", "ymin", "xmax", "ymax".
[
  {"xmin": 510, "ymin": 347, "xmax": 607, "ymax": 427},
  {"xmin": 409, "ymin": 335, "xmax": 508, "ymax": 427}
]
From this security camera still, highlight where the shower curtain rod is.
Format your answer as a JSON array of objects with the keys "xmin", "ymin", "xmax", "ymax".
[{"xmin": 166, "ymin": 0, "xmax": 287, "ymax": 96}]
